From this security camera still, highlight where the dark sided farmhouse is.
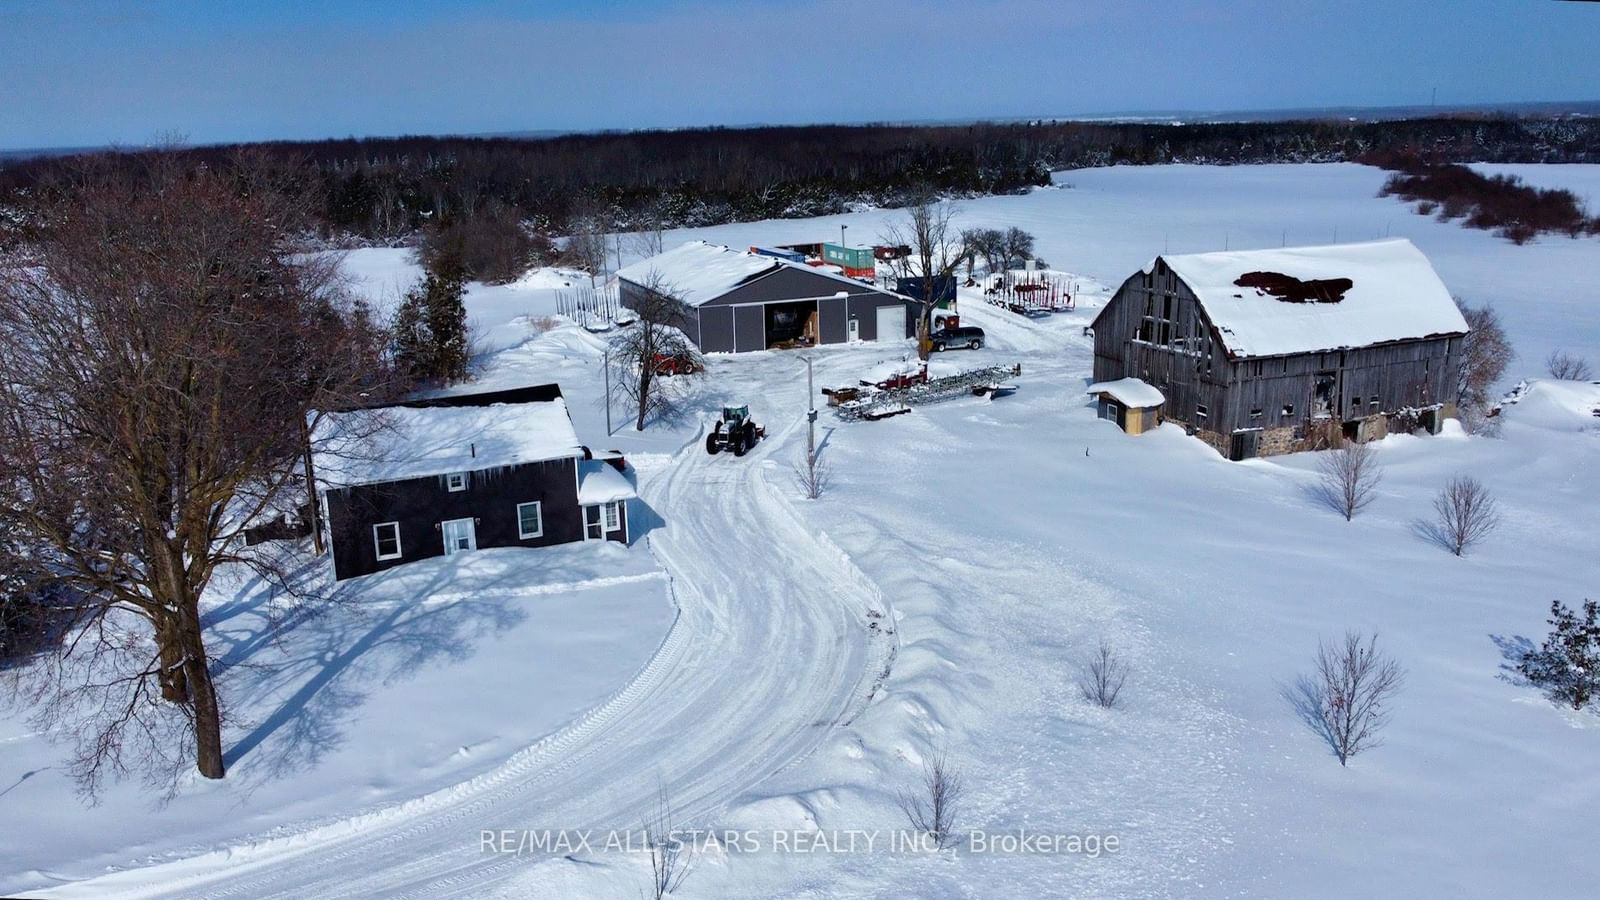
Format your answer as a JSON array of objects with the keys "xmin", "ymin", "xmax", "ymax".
[
  {"xmin": 311, "ymin": 384, "xmax": 636, "ymax": 580},
  {"xmin": 1090, "ymin": 239, "xmax": 1469, "ymax": 460},
  {"xmin": 617, "ymin": 240, "xmax": 915, "ymax": 353}
]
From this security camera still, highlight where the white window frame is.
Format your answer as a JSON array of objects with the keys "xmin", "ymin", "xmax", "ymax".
[
  {"xmin": 516, "ymin": 501, "xmax": 544, "ymax": 539},
  {"xmin": 1195, "ymin": 403, "xmax": 1209, "ymax": 420},
  {"xmin": 446, "ymin": 472, "xmax": 469, "ymax": 492},
  {"xmin": 1103, "ymin": 399, "xmax": 1121, "ymax": 422},
  {"xmin": 373, "ymin": 521, "xmax": 403, "ymax": 561},
  {"xmin": 603, "ymin": 500, "xmax": 621, "ymax": 532}
]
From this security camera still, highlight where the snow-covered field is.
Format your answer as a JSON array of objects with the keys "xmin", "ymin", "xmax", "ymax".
[{"xmin": 6, "ymin": 163, "xmax": 1599, "ymax": 899}]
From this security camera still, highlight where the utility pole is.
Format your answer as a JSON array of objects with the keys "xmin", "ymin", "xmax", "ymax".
[
  {"xmin": 840, "ymin": 224, "xmax": 848, "ymax": 248},
  {"xmin": 603, "ymin": 347, "xmax": 613, "ymax": 436},
  {"xmin": 802, "ymin": 355, "xmax": 816, "ymax": 463}
]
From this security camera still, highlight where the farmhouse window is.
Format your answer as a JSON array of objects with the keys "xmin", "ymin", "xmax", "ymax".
[
  {"xmin": 446, "ymin": 472, "xmax": 469, "ymax": 492},
  {"xmin": 373, "ymin": 522, "xmax": 402, "ymax": 560},
  {"xmin": 604, "ymin": 501, "xmax": 621, "ymax": 532},
  {"xmin": 517, "ymin": 501, "xmax": 544, "ymax": 539}
]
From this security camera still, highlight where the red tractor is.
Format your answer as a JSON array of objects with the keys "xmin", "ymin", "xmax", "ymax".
[
  {"xmin": 872, "ymin": 365, "xmax": 928, "ymax": 391},
  {"xmin": 653, "ymin": 352, "xmax": 703, "ymax": 377}
]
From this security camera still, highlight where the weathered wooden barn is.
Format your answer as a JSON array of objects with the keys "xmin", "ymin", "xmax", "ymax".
[
  {"xmin": 311, "ymin": 384, "xmax": 635, "ymax": 580},
  {"xmin": 617, "ymin": 241, "xmax": 915, "ymax": 353},
  {"xmin": 1089, "ymin": 239, "xmax": 1469, "ymax": 459}
]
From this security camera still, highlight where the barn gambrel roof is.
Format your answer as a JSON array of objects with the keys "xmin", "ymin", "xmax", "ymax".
[{"xmin": 1148, "ymin": 239, "xmax": 1469, "ymax": 359}]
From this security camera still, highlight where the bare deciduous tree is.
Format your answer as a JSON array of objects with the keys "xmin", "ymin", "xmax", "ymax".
[
  {"xmin": 1428, "ymin": 475, "xmax": 1501, "ymax": 556},
  {"xmin": 564, "ymin": 195, "xmax": 611, "ymax": 287},
  {"xmin": 882, "ymin": 190, "xmax": 967, "ymax": 360},
  {"xmin": 896, "ymin": 748, "xmax": 964, "ymax": 850},
  {"xmin": 1315, "ymin": 441, "xmax": 1383, "ymax": 521},
  {"xmin": 628, "ymin": 199, "xmax": 669, "ymax": 262},
  {"xmin": 793, "ymin": 449, "xmax": 831, "ymax": 500},
  {"xmin": 961, "ymin": 227, "xmax": 1005, "ymax": 279},
  {"xmin": 1545, "ymin": 349, "xmax": 1594, "ymax": 381},
  {"xmin": 1452, "ymin": 298, "xmax": 1514, "ymax": 430},
  {"xmin": 641, "ymin": 785, "xmax": 694, "ymax": 900},
  {"xmin": 1286, "ymin": 632, "xmax": 1405, "ymax": 766},
  {"xmin": 0, "ymin": 155, "xmax": 391, "ymax": 791},
  {"xmin": 607, "ymin": 273, "xmax": 704, "ymax": 431},
  {"xmin": 1077, "ymin": 639, "xmax": 1129, "ymax": 709}
]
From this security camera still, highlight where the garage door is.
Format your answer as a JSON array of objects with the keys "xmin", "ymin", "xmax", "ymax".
[{"xmin": 875, "ymin": 304, "xmax": 905, "ymax": 342}]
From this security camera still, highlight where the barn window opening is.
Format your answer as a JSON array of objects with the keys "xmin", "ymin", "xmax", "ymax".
[
  {"xmin": 1250, "ymin": 408, "xmax": 1263, "ymax": 420},
  {"xmin": 1369, "ymin": 398, "xmax": 1380, "ymax": 412},
  {"xmin": 1313, "ymin": 375, "xmax": 1336, "ymax": 417},
  {"xmin": 1351, "ymin": 396, "xmax": 1363, "ymax": 411},
  {"xmin": 516, "ymin": 501, "xmax": 543, "ymax": 539},
  {"xmin": 446, "ymin": 472, "xmax": 469, "ymax": 492},
  {"xmin": 1196, "ymin": 404, "xmax": 1209, "ymax": 420},
  {"xmin": 373, "ymin": 522, "xmax": 402, "ymax": 561},
  {"xmin": 1282, "ymin": 403, "xmax": 1295, "ymax": 417}
]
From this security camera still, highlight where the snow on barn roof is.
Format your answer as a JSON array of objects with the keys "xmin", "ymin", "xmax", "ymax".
[
  {"xmin": 616, "ymin": 241, "xmax": 780, "ymax": 307},
  {"xmin": 578, "ymin": 460, "xmax": 637, "ymax": 504},
  {"xmin": 312, "ymin": 394, "xmax": 583, "ymax": 488},
  {"xmin": 1155, "ymin": 239, "xmax": 1469, "ymax": 359},
  {"xmin": 1087, "ymin": 377, "xmax": 1165, "ymax": 408}
]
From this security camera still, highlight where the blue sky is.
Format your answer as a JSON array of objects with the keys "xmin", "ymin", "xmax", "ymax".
[{"xmin": 1, "ymin": 0, "xmax": 1595, "ymax": 149}]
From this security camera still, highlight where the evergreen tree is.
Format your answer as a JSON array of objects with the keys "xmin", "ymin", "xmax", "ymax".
[
  {"xmin": 392, "ymin": 281, "xmax": 431, "ymax": 380},
  {"xmin": 424, "ymin": 251, "xmax": 468, "ymax": 381},
  {"xmin": 1519, "ymin": 599, "xmax": 1600, "ymax": 711}
]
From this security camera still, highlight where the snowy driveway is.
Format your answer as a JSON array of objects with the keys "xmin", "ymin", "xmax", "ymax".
[{"xmin": 49, "ymin": 419, "xmax": 893, "ymax": 899}]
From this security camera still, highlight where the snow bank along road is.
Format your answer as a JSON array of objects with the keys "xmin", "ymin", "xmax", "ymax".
[{"xmin": 51, "ymin": 418, "xmax": 894, "ymax": 899}]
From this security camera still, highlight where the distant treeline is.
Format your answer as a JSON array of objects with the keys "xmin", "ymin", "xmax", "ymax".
[
  {"xmin": 1365, "ymin": 149, "xmax": 1599, "ymax": 243},
  {"xmin": 3, "ymin": 116, "xmax": 1598, "ymax": 241}
]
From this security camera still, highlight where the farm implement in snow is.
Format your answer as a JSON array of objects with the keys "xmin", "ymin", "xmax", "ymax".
[{"xmin": 826, "ymin": 363, "xmax": 1022, "ymax": 421}]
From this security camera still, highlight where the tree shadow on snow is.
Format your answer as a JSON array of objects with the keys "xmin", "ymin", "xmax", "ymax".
[
  {"xmin": 1488, "ymin": 633, "xmax": 1536, "ymax": 686},
  {"xmin": 208, "ymin": 560, "xmax": 530, "ymax": 793},
  {"xmin": 1278, "ymin": 676, "xmax": 1341, "ymax": 762},
  {"xmin": 1408, "ymin": 517, "xmax": 1457, "ymax": 554}
]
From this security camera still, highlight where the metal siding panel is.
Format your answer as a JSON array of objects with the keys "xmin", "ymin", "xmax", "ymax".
[
  {"xmin": 699, "ymin": 307, "xmax": 735, "ymax": 352},
  {"xmin": 734, "ymin": 305, "xmax": 765, "ymax": 352},
  {"xmin": 818, "ymin": 297, "xmax": 848, "ymax": 344}
]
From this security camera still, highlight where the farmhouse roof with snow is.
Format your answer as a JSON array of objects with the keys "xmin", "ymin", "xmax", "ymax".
[
  {"xmin": 312, "ymin": 384, "xmax": 584, "ymax": 488},
  {"xmin": 1148, "ymin": 238, "xmax": 1468, "ymax": 359}
]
